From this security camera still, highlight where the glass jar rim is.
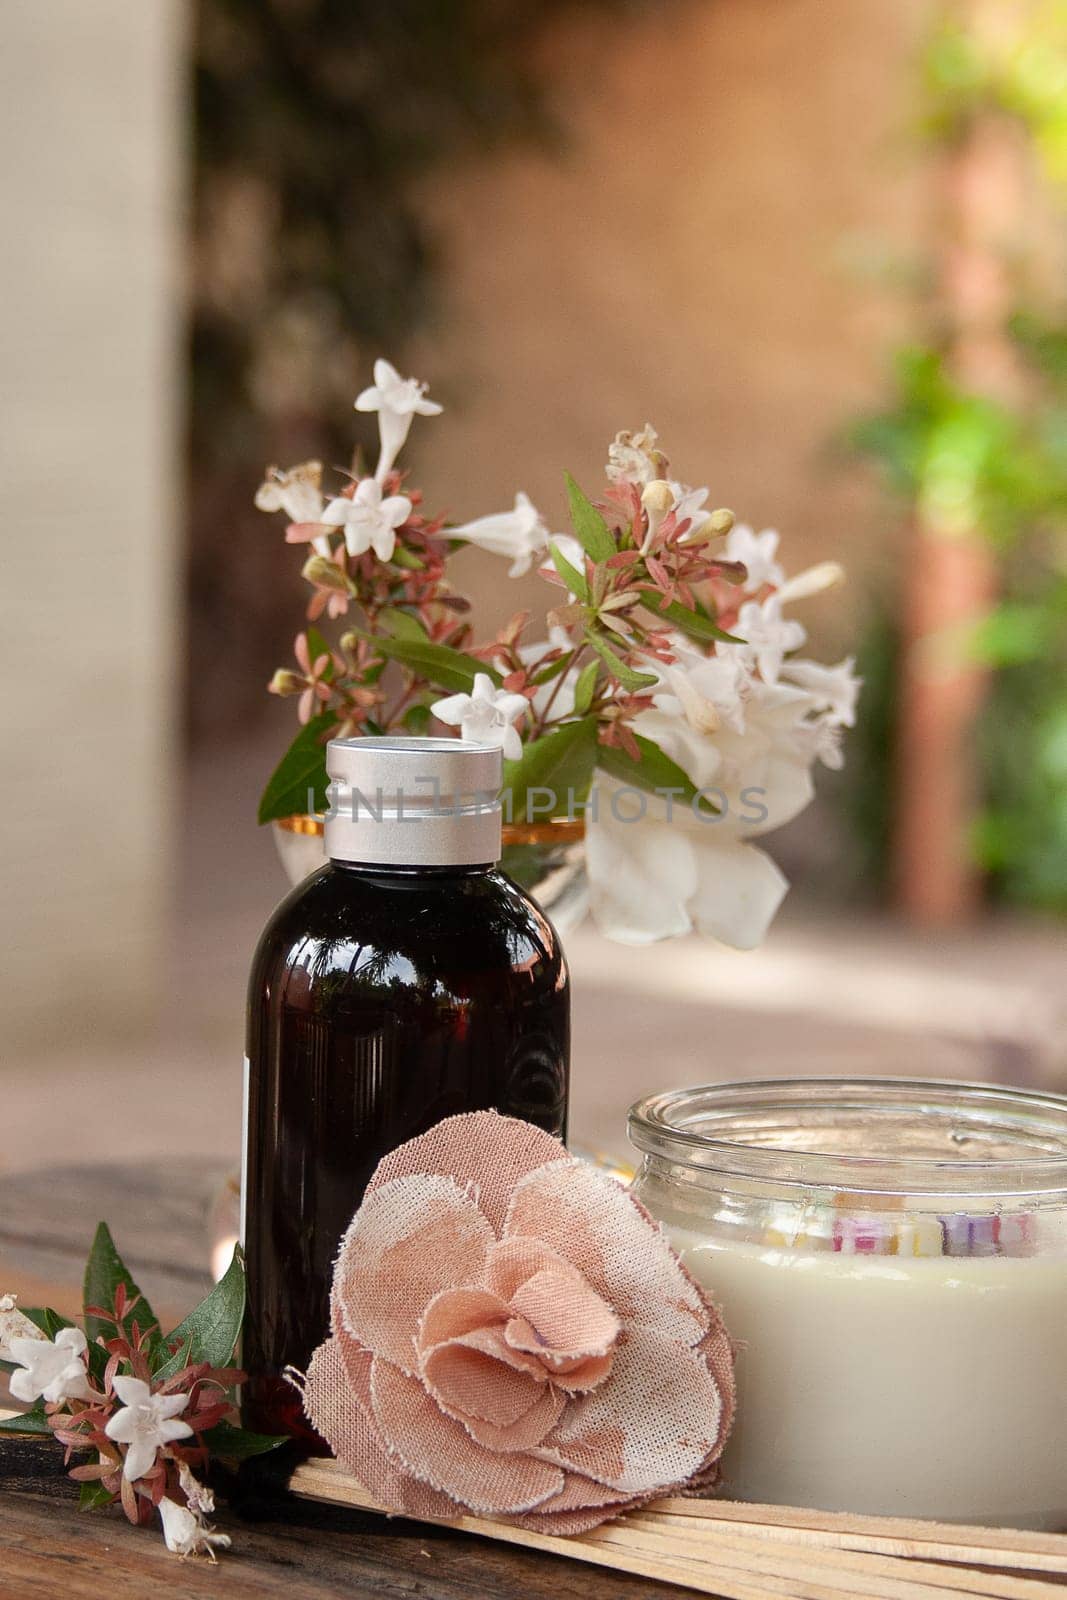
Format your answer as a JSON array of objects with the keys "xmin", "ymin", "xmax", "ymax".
[{"xmin": 627, "ymin": 1077, "xmax": 1067, "ymax": 1196}]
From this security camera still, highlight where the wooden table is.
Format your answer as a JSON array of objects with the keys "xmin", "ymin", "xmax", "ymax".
[{"xmin": 0, "ymin": 1162, "xmax": 681, "ymax": 1599}]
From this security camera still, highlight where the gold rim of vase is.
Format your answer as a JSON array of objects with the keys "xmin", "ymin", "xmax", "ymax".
[{"xmin": 274, "ymin": 814, "xmax": 586, "ymax": 846}]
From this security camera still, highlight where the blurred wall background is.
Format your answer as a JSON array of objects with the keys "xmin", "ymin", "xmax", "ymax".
[
  {"xmin": 0, "ymin": 3, "xmax": 185, "ymax": 1051},
  {"xmin": 409, "ymin": 0, "xmax": 925, "ymax": 634}
]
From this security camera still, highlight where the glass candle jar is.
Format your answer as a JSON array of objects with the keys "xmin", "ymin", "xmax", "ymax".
[{"xmin": 628, "ymin": 1078, "xmax": 1067, "ymax": 1530}]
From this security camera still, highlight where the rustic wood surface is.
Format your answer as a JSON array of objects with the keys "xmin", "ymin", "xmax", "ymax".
[{"xmin": 0, "ymin": 1163, "xmax": 682, "ymax": 1600}]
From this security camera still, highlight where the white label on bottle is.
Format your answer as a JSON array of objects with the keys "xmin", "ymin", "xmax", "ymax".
[{"xmin": 240, "ymin": 1054, "xmax": 250, "ymax": 1248}]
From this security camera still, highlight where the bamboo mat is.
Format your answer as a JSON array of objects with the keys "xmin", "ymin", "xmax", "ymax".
[{"xmin": 289, "ymin": 1457, "xmax": 1067, "ymax": 1600}]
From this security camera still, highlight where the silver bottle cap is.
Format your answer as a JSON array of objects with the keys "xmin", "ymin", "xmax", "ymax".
[{"xmin": 324, "ymin": 737, "xmax": 502, "ymax": 867}]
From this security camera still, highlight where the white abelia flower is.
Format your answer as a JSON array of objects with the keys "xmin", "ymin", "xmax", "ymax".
[
  {"xmin": 808, "ymin": 718, "xmax": 845, "ymax": 770},
  {"xmin": 321, "ymin": 478, "xmax": 412, "ymax": 563},
  {"xmin": 586, "ymin": 671, "xmax": 830, "ymax": 948},
  {"xmin": 645, "ymin": 642, "xmax": 749, "ymax": 737},
  {"xmin": 178, "ymin": 1461, "xmax": 217, "ymax": 1515},
  {"xmin": 777, "ymin": 560, "xmax": 846, "ymax": 604},
  {"xmin": 8, "ymin": 1325, "xmax": 93, "ymax": 1406},
  {"xmin": 606, "ymin": 424, "xmax": 661, "ymax": 486},
  {"xmin": 451, "ymin": 491, "xmax": 550, "ymax": 577},
  {"xmin": 637, "ymin": 677, "xmax": 817, "ymax": 836},
  {"xmin": 255, "ymin": 461, "xmax": 330, "ymax": 556},
  {"xmin": 586, "ymin": 781, "xmax": 788, "ymax": 950},
  {"xmin": 158, "ymin": 1496, "xmax": 231, "ymax": 1560},
  {"xmin": 733, "ymin": 595, "xmax": 807, "ymax": 684},
  {"xmin": 432, "ymin": 673, "xmax": 529, "ymax": 761},
  {"xmin": 725, "ymin": 524, "xmax": 785, "ymax": 593},
  {"xmin": 640, "ymin": 479, "xmax": 675, "ymax": 551},
  {"xmin": 0, "ymin": 1293, "xmax": 45, "ymax": 1360},
  {"xmin": 105, "ymin": 1376, "xmax": 193, "ymax": 1482},
  {"xmin": 355, "ymin": 358, "xmax": 442, "ymax": 481},
  {"xmin": 779, "ymin": 656, "xmax": 861, "ymax": 727},
  {"xmin": 254, "ymin": 461, "xmax": 325, "ymax": 525},
  {"xmin": 671, "ymin": 482, "xmax": 711, "ymax": 536}
]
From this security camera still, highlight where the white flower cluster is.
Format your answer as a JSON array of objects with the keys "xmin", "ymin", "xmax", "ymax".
[
  {"xmin": 2, "ymin": 1309, "xmax": 229, "ymax": 1561},
  {"xmin": 257, "ymin": 359, "xmax": 552, "ymax": 575},
  {"xmin": 260, "ymin": 372, "xmax": 856, "ymax": 953},
  {"xmin": 587, "ymin": 426, "xmax": 858, "ymax": 947},
  {"xmin": 427, "ymin": 423, "xmax": 857, "ymax": 950}
]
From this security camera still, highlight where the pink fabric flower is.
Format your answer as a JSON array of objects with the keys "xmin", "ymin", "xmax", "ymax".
[{"xmin": 303, "ymin": 1112, "xmax": 734, "ymax": 1534}]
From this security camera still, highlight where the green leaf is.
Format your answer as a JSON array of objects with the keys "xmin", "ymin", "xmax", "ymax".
[
  {"xmin": 390, "ymin": 546, "xmax": 425, "ymax": 571},
  {"xmin": 21, "ymin": 1306, "xmax": 75, "ymax": 1339},
  {"xmin": 154, "ymin": 1247, "xmax": 245, "ymax": 1381},
  {"xmin": 503, "ymin": 718, "xmax": 598, "ymax": 823},
  {"xmin": 583, "ymin": 630, "xmax": 658, "ymax": 693},
  {"xmin": 564, "ymin": 472, "xmax": 617, "ymax": 563},
  {"xmin": 596, "ymin": 734, "xmax": 719, "ymax": 815},
  {"xmin": 361, "ymin": 659, "xmax": 387, "ymax": 685},
  {"xmin": 199, "ymin": 1420, "xmax": 287, "ymax": 1463},
  {"xmin": 380, "ymin": 607, "xmax": 430, "ymax": 643},
  {"xmin": 529, "ymin": 651, "xmax": 574, "ymax": 688},
  {"xmin": 359, "ymin": 631, "xmax": 501, "ymax": 693},
  {"xmin": 80, "ymin": 1481, "xmax": 116, "ymax": 1511},
  {"xmin": 500, "ymin": 839, "xmax": 574, "ymax": 892},
  {"xmin": 548, "ymin": 540, "xmax": 589, "ymax": 600},
  {"xmin": 83, "ymin": 1223, "xmax": 159, "ymax": 1351},
  {"xmin": 572, "ymin": 659, "xmax": 600, "ymax": 715},
  {"xmin": 0, "ymin": 1404, "xmax": 52, "ymax": 1436},
  {"xmin": 402, "ymin": 703, "xmax": 433, "ymax": 735},
  {"xmin": 304, "ymin": 626, "xmax": 335, "ymax": 670},
  {"xmin": 642, "ymin": 591, "xmax": 743, "ymax": 645},
  {"xmin": 257, "ymin": 711, "xmax": 335, "ymax": 825}
]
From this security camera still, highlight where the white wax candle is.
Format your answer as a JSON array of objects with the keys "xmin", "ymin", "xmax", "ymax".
[{"xmin": 666, "ymin": 1223, "xmax": 1067, "ymax": 1530}]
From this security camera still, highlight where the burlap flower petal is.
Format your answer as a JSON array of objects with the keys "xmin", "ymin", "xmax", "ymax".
[
  {"xmin": 504, "ymin": 1324, "xmax": 615, "ymax": 1392},
  {"xmin": 484, "ymin": 1236, "xmax": 570, "ymax": 1301},
  {"xmin": 417, "ymin": 1291, "xmax": 569, "ymax": 1450},
  {"xmin": 511, "ymin": 1473, "xmax": 637, "ymax": 1535},
  {"xmin": 417, "ymin": 1287, "xmax": 509, "ymax": 1351},
  {"xmin": 370, "ymin": 1356, "xmax": 566, "ymax": 1515},
  {"xmin": 507, "ymin": 1264, "xmax": 619, "ymax": 1365},
  {"xmin": 447, "ymin": 1381, "xmax": 566, "ymax": 1455},
  {"xmin": 303, "ymin": 1338, "xmax": 455, "ymax": 1521},
  {"xmin": 421, "ymin": 1324, "xmax": 549, "ymax": 1426},
  {"xmin": 333, "ymin": 1316, "xmax": 375, "ymax": 1403},
  {"xmin": 487, "ymin": 1237, "xmax": 619, "ymax": 1386},
  {"xmin": 505, "ymin": 1159, "xmax": 710, "ymax": 1346},
  {"xmin": 367, "ymin": 1111, "xmax": 569, "ymax": 1231},
  {"xmin": 539, "ymin": 1325, "xmax": 724, "ymax": 1494},
  {"xmin": 335, "ymin": 1174, "xmax": 494, "ymax": 1373}
]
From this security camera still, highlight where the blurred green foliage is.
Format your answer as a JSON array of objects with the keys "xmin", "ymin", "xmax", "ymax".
[
  {"xmin": 851, "ymin": 2, "xmax": 1067, "ymax": 914},
  {"xmin": 855, "ymin": 334, "xmax": 1067, "ymax": 912},
  {"xmin": 920, "ymin": 1, "xmax": 1067, "ymax": 182},
  {"xmin": 843, "ymin": 601, "xmax": 900, "ymax": 899},
  {"xmin": 853, "ymin": 342, "xmax": 1067, "ymax": 546}
]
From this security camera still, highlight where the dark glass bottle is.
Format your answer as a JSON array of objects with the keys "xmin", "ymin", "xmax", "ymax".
[{"xmin": 242, "ymin": 739, "xmax": 569, "ymax": 1437}]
